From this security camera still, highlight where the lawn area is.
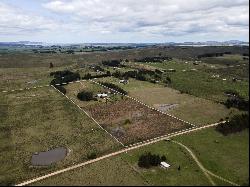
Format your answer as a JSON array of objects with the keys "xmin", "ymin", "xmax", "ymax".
[
  {"xmin": 140, "ymin": 60, "xmax": 249, "ymax": 102},
  {"xmin": 0, "ymin": 64, "xmax": 77, "ymax": 91},
  {"xmin": 33, "ymin": 156, "xmax": 148, "ymax": 186},
  {"xmin": 96, "ymin": 77, "xmax": 239, "ymax": 126},
  {"xmin": 121, "ymin": 128, "xmax": 249, "ymax": 186},
  {"xmin": 0, "ymin": 87, "xmax": 121, "ymax": 185},
  {"xmin": 173, "ymin": 128, "xmax": 249, "ymax": 185},
  {"xmin": 35, "ymin": 127, "xmax": 248, "ymax": 186}
]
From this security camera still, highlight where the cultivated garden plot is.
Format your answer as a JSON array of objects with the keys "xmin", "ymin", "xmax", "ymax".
[
  {"xmin": 64, "ymin": 81, "xmax": 192, "ymax": 145},
  {"xmin": 0, "ymin": 86, "xmax": 121, "ymax": 185}
]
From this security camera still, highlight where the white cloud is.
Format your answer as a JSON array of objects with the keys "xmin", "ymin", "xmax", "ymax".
[
  {"xmin": 0, "ymin": 0, "xmax": 249, "ymax": 42},
  {"xmin": 0, "ymin": 2, "xmax": 62, "ymax": 36},
  {"xmin": 42, "ymin": 0, "xmax": 249, "ymax": 39}
]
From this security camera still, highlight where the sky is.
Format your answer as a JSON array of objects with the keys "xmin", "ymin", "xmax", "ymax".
[{"xmin": 0, "ymin": 0, "xmax": 249, "ymax": 43}]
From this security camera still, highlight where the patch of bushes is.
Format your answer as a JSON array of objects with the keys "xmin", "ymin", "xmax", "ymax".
[
  {"xmin": 224, "ymin": 95, "xmax": 249, "ymax": 111},
  {"xmin": 82, "ymin": 72, "xmax": 111, "ymax": 80},
  {"xmin": 102, "ymin": 60, "xmax": 121, "ymax": 67},
  {"xmin": 77, "ymin": 91, "xmax": 94, "ymax": 101},
  {"xmin": 197, "ymin": 52, "xmax": 224, "ymax": 58},
  {"xmin": 124, "ymin": 119, "xmax": 131, "ymax": 125},
  {"xmin": 99, "ymin": 82, "xmax": 128, "ymax": 95},
  {"xmin": 216, "ymin": 114, "xmax": 249, "ymax": 135},
  {"xmin": 87, "ymin": 152, "xmax": 97, "ymax": 159},
  {"xmin": 135, "ymin": 56, "xmax": 172, "ymax": 63},
  {"xmin": 138, "ymin": 152, "xmax": 167, "ymax": 168},
  {"xmin": 112, "ymin": 69, "xmax": 163, "ymax": 83},
  {"xmin": 163, "ymin": 77, "xmax": 171, "ymax": 85},
  {"xmin": 55, "ymin": 85, "xmax": 66, "ymax": 95}
]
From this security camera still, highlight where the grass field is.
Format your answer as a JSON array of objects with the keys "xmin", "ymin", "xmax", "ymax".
[
  {"xmin": 0, "ymin": 87, "xmax": 121, "ymax": 185},
  {"xmin": 33, "ymin": 156, "xmax": 148, "ymax": 186},
  {"xmin": 0, "ymin": 62, "xmax": 79, "ymax": 91},
  {"xmin": 0, "ymin": 47, "xmax": 248, "ymax": 186},
  {"xmin": 142, "ymin": 60, "xmax": 249, "ymax": 102},
  {"xmin": 35, "ymin": 128, "xmax": 249, "ymax": 186},
  {"xmin": 96, "ymin": 77, "xmax": 240, "ymax": 126},
  {"xmin": 64, "ymin": 81, "xmax": 191, "ymax": 145}
]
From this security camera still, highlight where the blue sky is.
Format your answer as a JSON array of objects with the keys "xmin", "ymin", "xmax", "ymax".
[{"xmin": 0, "ymin": 0, "xmax": 249, "ymax": 43}]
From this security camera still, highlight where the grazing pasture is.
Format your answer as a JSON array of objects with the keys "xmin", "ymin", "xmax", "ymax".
[{"xmin": 0, "ymin": 87, "xmax": 120, "ymax": 185}]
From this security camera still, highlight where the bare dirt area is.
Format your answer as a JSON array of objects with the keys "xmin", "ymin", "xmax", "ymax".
[{"xmin": 84, "ymin": 97, "xmax": 191, "ymax": 145}]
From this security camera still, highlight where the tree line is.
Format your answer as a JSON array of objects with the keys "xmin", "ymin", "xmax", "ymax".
[
  {"xmin": 134, "ymin": 56, "xmax": 172, "ymax": 63},
  {"xmin": 98, "ymin": 82, "xmax": 128, "ymax": 95}
]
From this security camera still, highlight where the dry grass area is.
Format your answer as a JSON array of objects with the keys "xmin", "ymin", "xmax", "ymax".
[
  {"xmin": 128, "ymin": 86, "xmax": 239, "ymax": 126},
  {"xmin": 64, "ymin": 81, "xmax": 192, "ymax": 145},
  {"xmin": 86, "ymin": 98, "xmax": 191, "ymax": 145},
  {"xmin": 0, "ymin": 86, "xmax": 121, "ymax": 185}
]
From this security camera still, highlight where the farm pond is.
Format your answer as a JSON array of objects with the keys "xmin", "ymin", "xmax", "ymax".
[{"xmin": 31, "ymin": 147, "xmax": 67, "ymax": 166}]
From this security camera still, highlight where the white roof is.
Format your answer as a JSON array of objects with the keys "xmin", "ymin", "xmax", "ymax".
[
  {"xmin": 97, "ymin": 93, "xmax": 108, "ymax": 97},
  {"xmin": 160, "ymin": 162, "xmax": 170, "ymax": 168}
]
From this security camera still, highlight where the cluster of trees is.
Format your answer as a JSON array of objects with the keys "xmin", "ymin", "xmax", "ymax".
[
  {"xmin": 92, "ymin": 65, "xmax": 105, "ymax": 72},
  {"xmin": 197, "ymin": 52, "xmax": 225, "ymax": 58},
  {"xmin": 77, "ymin": 91, "xmax": 95, "ymax": 101},
  {"xmin": 138, "ymin": 152, "xmax": 167, "ymax": 168},
  {"xmin": 33, "ymin": 49, "xmax": 57, "ymax": 54},
  {"xmin": 83, "ymin": 72, "xmax": 109, "ymax": 80},
  {"xmin": 82, "ymin": 71, "xmax": 111, "ymax": 80},
  {"xmin": 135, "ymin": 56, "xmax": 172, "ymax": 63},
  {"xmin": 216, "ymin": 114, "xmax": 249, "ymax": 135},
  {"xmin": 99, "ymin": 82, "xmax": 128, "ymax": 95},
  {"xmin": 224, "ymin": 92, "xmax": 249, "ymax": 111},
  {"xmin": 102, "ymin": 60, "xmax": 121, "ymax": 67},
  {"xmin": 112, "ymin": 69, "xmax": 171, "ymax": 85},
  {"xmin": 50, "ymin": 70, "xmax": 80, "ymax": 86}
]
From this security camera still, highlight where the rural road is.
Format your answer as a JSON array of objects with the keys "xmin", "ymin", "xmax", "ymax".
[
  {"xmin": 15, "ymin": 121, "xmax": 225, "ymax": 186},
  {"xmin": 172, "ymin": 140, "xmax": 216, "ymax": 186},
  {"xmin": 172, "ymin": 140, "xmax": 239, "ymax": 186}
]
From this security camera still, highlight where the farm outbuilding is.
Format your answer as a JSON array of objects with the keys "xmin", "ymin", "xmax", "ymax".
[
  {"xmin": 97, "ymin": 93, "xmax": 108, "ymax": 98},
  {"xmin": 119, "ymin": 79, "xmax": 129, "ymax": 84},
  {"xmin": 160, "ymin": 161, "xmax": 170, "ymax": 169},
  {"xmin": 167, "ymin": 69, "xmax": 176, "ymax": 72}
]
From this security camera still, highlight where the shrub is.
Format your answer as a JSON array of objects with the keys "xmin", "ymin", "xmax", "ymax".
[
  {"xmin": 138, "ymin": 152, "xmax": 165, "ymax": 168},
  {"xmin": 77, "ymin": 91, "xmax": 94, "ymax": 101},
  {"xmin": 224, "ymin": 95, "xmax": 249, "ymax": 111},
  {"xmin": 87, "ymin": 152, "xmax": 97, "ymax": 159},
  {"xmin": 161, "ymin": 155, "xmax": 167, "ymax": 162},
  {"xmin": 49, "ymin": 62, "xmax": 54, "ymax": 68},
  {"xmin": 163, "ymin": 77, "xmax": 171, "ymax": 85},
  {"xmin": 55, "ymin": 86, "xmax": 66, "ymax": 95},
  {"xmin": 216, "ymin": 114, "xmax": 249, "ymax": 135},
  {"xmin": 124, "ymin": 119, "xmax": 131, "ymax": 125},
  {"xmin": 102, "ymin": 60, "xmax": 121, "ymax": 67}
]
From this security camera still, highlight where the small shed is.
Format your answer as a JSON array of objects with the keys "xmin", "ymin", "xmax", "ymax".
[
  {"xmin": 97, "ymin": 93, "xmax": 108, "ymax": 98},
  {"xmin": 167, "ymin": 69, "xmax": 176, "ymax": 72},
  {"xmin": 160, "ymin": 162, "xmax": 170, "ymax": 169},
  {"xmin": 119, "ymin": 79, "xmax": 129, "ymax": 84}
]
